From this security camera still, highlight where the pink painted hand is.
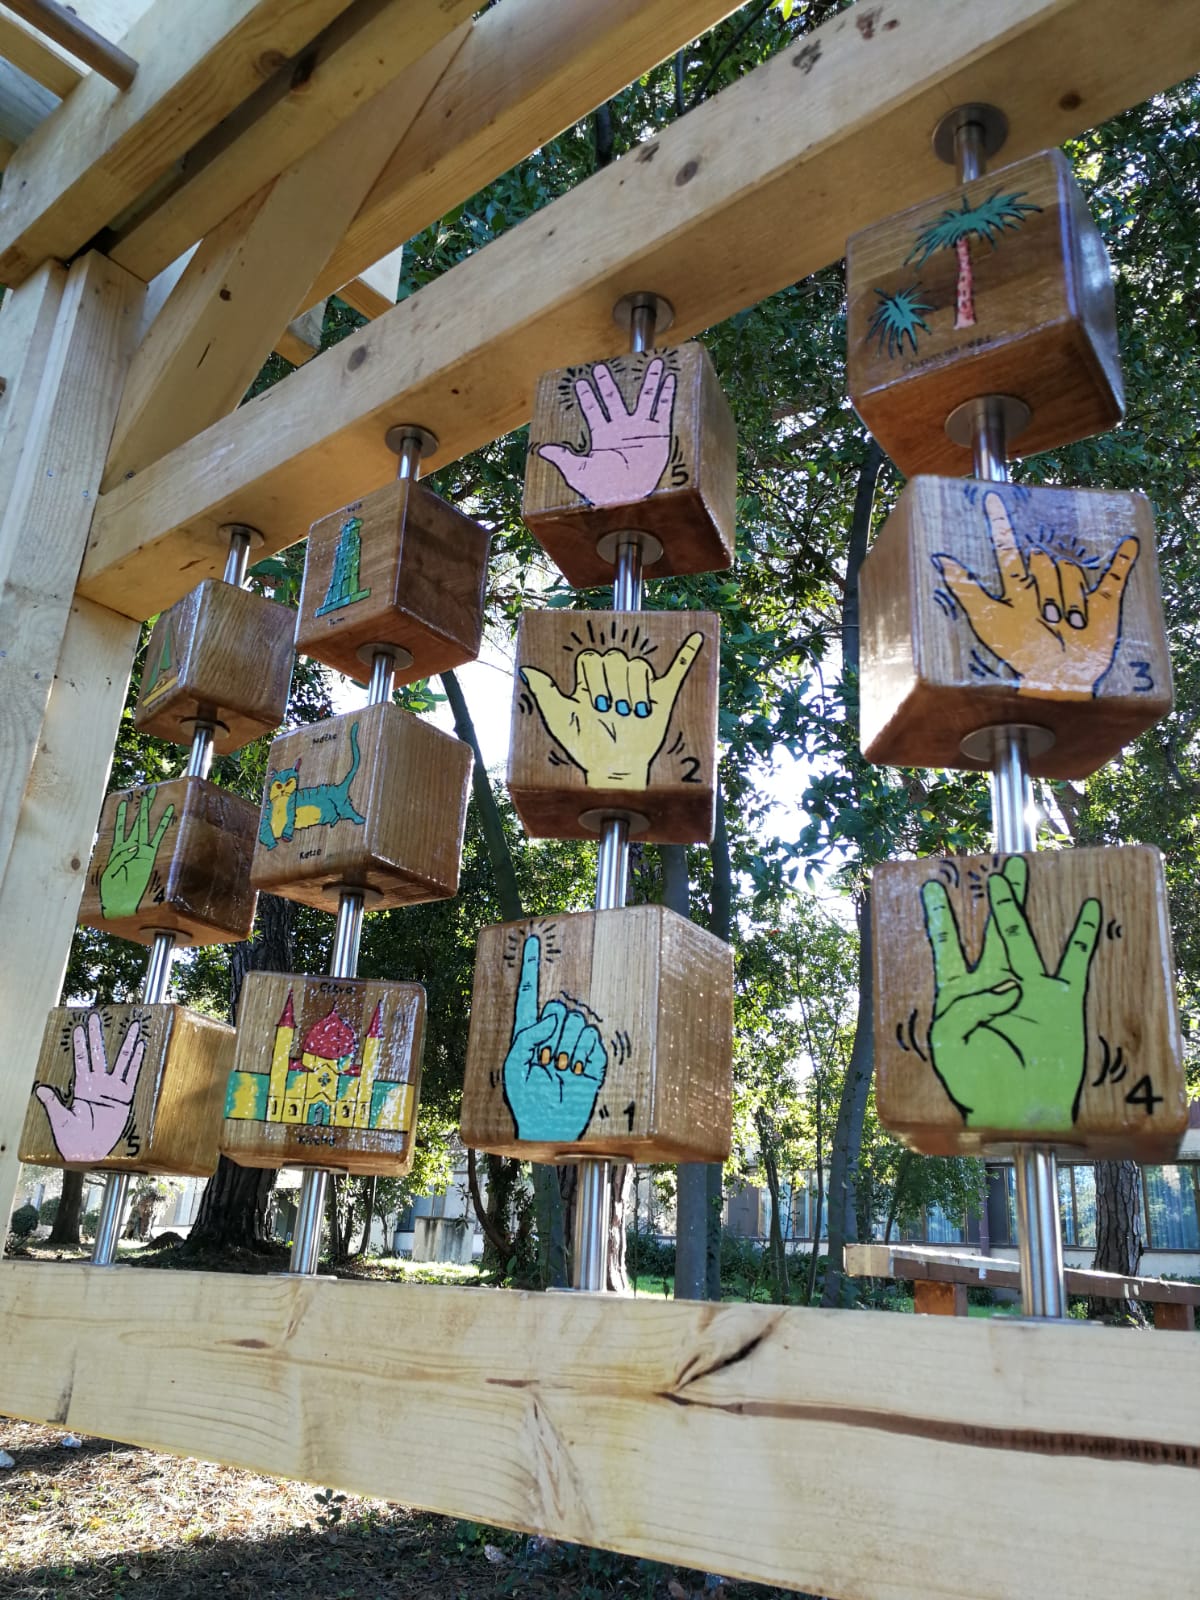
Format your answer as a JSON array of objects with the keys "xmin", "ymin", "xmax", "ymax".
[
  {"xmin": 537, "ymin": 358, "xmax": 676, "ymax": 505},
  {"xmin": 36, "ymin": 1011, "xmax": 145, "ymax": 1163}
]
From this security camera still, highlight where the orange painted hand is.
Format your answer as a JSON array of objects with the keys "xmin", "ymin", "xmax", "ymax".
[
  {"xmin": 36, "ymin": 1012, "xmax": 145, "ymax": 1163},
  {"xmin": 520, "ymin": 633, "xmax": 703, "ymax": 789},
  {"xmin": 933, "ymin": 490, "xmax": 1139, "ymax": 695},
  {"xmin": 536, "ymin": 358, "xmax": 676, "ymax": 505}
]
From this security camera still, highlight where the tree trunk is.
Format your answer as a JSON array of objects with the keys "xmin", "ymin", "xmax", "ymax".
[
  {"xmin": 442, "ymin": 668, "xmax": 565, "ymax": 1288},
  {"xmin": 1091, "ymin": 1160, "xmax": 1146, "ymax": 1322},
  {"xmin": 756, "ymin": 1110, "xmax": 791, "ymax": 1303},
  {"xmin": 954, "ymin": 236, "xmax": 975, "ymax": 328},
  {"xmin": 806, "ymin": 1072, "xmax": 824, "ymax": 1304},
  {"xmin": 607, "ymin": 1162, "xmax": 632, "ymax": 1292},
  {"xmin": 47, "ymin": 1170, "xmax": 84, "ymax": 1247},
  {"xmin": 358, "ymin": 1175, "xmax": 377, "ymax": 1257},
  {"xmin": 188, "ymin": 892, "xmax": 294, "ymax": 1253}
]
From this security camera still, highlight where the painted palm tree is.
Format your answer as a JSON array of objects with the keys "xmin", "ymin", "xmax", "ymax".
[
  {"xmin": 905, "ymin": 189, "xmax": 1041, "ymax": 330},
  {"xmin": 867, "ymin": 285, "xmax": 934, "ymax": 358}
]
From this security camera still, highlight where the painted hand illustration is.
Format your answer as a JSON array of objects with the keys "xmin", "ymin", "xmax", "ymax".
[
  {"xmin": 36, "ymin": 1012, "xmax": 145, "ymax": 1162},
  {"xmin": 520, "ymin": 633, "xmax": 703, "ymax": 789},
  {"xmin": 933, "ymin": 491, "xmax": 1139, "ymax": 695},
  {"xmin": 99, "ymin": 789, "xmax": 173, "ymax": 919},
  {"xmin": 537, "ymin": 358, "xmax": 676, "ymax": 505},
  {"xmin": 502, "ymin": 935, "xmax": 607, "ymax": 1142},
  {"xmin": 922, "ymin": 856, "xmax": 1101, "ymax": 1131}
]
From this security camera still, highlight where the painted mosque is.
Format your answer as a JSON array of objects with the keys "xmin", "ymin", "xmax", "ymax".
[{"xmin": 224, "ymin": 990, "xmax": 413, "ymax": 1131}]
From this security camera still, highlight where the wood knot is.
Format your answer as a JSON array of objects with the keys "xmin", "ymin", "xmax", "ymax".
[
  {"xmin": 675, "ymin": 159, "xmax": 700, "ymax": 187},
  {"xmin": 347, "ymin": 347, "xmax": 368, "ymax": 371}
]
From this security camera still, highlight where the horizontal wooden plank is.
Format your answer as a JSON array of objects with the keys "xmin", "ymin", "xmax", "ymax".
[
  {"xmin": 845, "ymin": 1244, "xmax": 1200, "ymax": 1306},
  {"xmin": 307, "ymin": 0, "xmax": 743, "ymax": 311},
  {"xmin": 0, "ymin": 8, "xmax": 83, "ymax": 98},
  {"xmin": 81, "ymin": 0, "xmax": 1200, "ymax": 621},
  {"xmin": 1, "ymin": 1263, "xmax": 1197, "ymax": 1599},
  {"xmin": 106, "ymin": 0, "xmax": 477, "ymax": 284},
  {"xmin": 2, "ymin": 0, "xmax": 137, "ymax": 90},
  {"xmin": 0, "ymin": 0, "xmax": 357, "ymax": 286}
]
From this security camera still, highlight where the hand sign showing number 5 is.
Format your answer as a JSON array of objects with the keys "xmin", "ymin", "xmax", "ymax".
[
  {"xmin": 933, "ymin": 491, "xmax": 1139, "ymax": 695},
  {"xmin": 537, "ymin": 359, "xmax": 676, "ymax": 506},
  {"xmin": 36, "ymin": 1012, "xmax": 145, "ymax": 1163}
]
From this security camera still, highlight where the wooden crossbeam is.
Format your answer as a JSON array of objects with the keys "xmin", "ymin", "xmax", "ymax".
[
  {"xmin": 0, "ymin": 0, "xmax": 361, "ymax": 285},
  {"xmin": 844, "ymin": 1244, "xmax": 1200, "ymax": 1307},
  {"xmin": 1, "ymin": 1263, "xmax": 1197, "ymax": 1599},
  {"xmin": 82, "ymin": 0, "xmax": 1200, "ymax": 621},
  {"xmin": 0, "ymin": 7, "xmax": 83, "ymax": 98},
  {"xmin": 104, "ymin": 0, "xmax": 478, "ymax": 285},
  {"xmin": 2, "ymin": 0, "xmax": 137, "ymax": 90}
]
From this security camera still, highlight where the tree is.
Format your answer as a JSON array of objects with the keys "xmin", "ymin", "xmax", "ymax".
[
  {"xmin": 47, "ymin": 1171, "xmax": 84, "ymax": 1248},
  {"xmin": 906, "ymin": 188, "xmax": 1041, "ymax": 329}
]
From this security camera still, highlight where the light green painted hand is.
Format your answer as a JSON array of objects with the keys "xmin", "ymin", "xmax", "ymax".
[
  {"xmin": 922, "ymin": 856, "xmax": 1102, "ymax": 1132},
  {"xmin": 99, "ymin": 789, "xmax": 174, "ymax": 920}
]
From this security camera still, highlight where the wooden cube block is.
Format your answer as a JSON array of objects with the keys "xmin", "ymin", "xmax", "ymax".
[
  {"xmin": 508, "ymin": 610, "xmax": 719, "ymax": 843},
  {"xmin": 295, "ymin": 479, "xmax": 490, "ymax": 685},
  {"xmin": 860, "ymin": 479, "xmax": 1172, "ymax": 778},
  {"xmin": 523, "ymin": 342, "xmax": 736, "ymax": 586},
  {"xmin": 220, "ymin": 972, "xmax": 425, "ymax": 1175},
  {"xmin": 250, "ymin": 702, "xmax": 471, "ymax": 913},
  {"xmin": 460, "ymin": 906, "xmax": 732, "ymax": 1164},
  {"xmin": 873, "ymin": 846, "xmax": 1186, "ymax": 1161},
  {"xmin": 847, "ymin": 151, "xmax": 1122, "ymax": 474},
  {"xmin": 78, "ymin": 778, "xmax": 258, "ymax": 946},
  {"xmin": 19, "ymin": 1003, "xmax": 234, "ymax": 1176},
  {"xmin": 134, "ymin": 579, "xmax": 295, "ymax": 754}
]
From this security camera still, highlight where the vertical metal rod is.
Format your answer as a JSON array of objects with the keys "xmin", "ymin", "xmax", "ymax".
[
  {"xmin": 368, "ymin": 650, "xmax": 396, "ymax": 705},
  {"xmin": 972, "ymin": 406, "xmax": 1066, "ymax": 1319},
  {"xmin": 185, "ymin": 722, "xmax": 215, "ymax": 779},
  {"xmin": 574, "ymin": 303, "xmax": 660, "ymax": 1292},
  {"xmin": 221, "ymin": 525, "xmax": 254, "ymax": 587},
  {"xmin": 393, "ymin": 432, "xmax": 423, "ymax": 483},
  {"xmin": 329, "ymin": 890, "xmax": 365, "ymax": 981},
  {"xmin": 288, "ymin": 1169, "xmax": 330, "ymax": 1278},
  {"xmin": 954, "ymin": 117, "xmax": 988, "ymax": 184}
]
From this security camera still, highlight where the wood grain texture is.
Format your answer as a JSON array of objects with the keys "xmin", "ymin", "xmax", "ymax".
[
  {"xmin": 523, "ymin": 344, "xmax": 736, "ymax": 585},
  {"xmin": 134, "ymin": 579, "xmax": 295, "ymax": 754},
  {"xmin": 0, "ymin": 9, "xmax": 84, "ymax": 97},
  {"xmin": 847, "ymin": 151, "xmax": 1122, "ymax": 474},
  {"xmin": 295, "ymin": 479, "xmax": 490, "ymax": 686},
  {"xmin": 250, "ymin": 702, "xmax": 471, "ymax": 914},
  {"xmin": 79, "ymin": 0, "xmax": 1200, "ymax": 622},
  {"xmin": 460, "ymin": 906, "xmax": 732, "ymax": 1164},
  {"xmin": 78, "ymin": 777, "xmax": 258, "ymax": 946},
  {"xmin": 914, "ymin": 1279, "xmax": 967, "ymax": 1317},
  {"xmin": 508, "ymin": 609, "xmax": 718, "ymax": 843},
  {"xmin": 873, "ymin": 846, "xmax": 1186, "ymax": 1160},
  {"xmin": 0, "ymin": 0, "xmax": 356, "ymax": 285},
  {"xmin": 19, "ymin": 1003, "xmax": 233, "ymax": 1176},
  {"xmin": 845, "ymin": 1243, "xmax": 1200, "ymax": 1309},
  {"xmin": 860, "ymin": 478, "xmax": 1172, "ymax": 777},
  {"xmin": 3, "ymin": 1264, "xmax": 1200, "ymax": 1600},
  {"xmin": 221, "ymin": 970, "xmax": 424, "ymax": 1174}
]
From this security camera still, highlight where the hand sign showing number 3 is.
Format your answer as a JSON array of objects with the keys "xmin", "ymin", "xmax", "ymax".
[
  {"xmin": 537, "ymin": 359, "xmax": 676, "ymax": 506},
  {"xmin": 933, "ymin": 491, "xmax": 1139, "ymax": 695}
]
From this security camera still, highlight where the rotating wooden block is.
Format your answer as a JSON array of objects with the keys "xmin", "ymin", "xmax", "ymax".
[
  {"xmin": 250, "ymin": 701, "xmax": 471, "ymax": 913},
  {"xmin": 221, "ymin": 972, "xmax": 425, "ymax": 1175},
  {"xmin": 846, "ymin": 151, "xmax": 1122, "ymax": 474},
  {"xmin": 19, "ymin": 1003, "xmax": 234, "ymax": 1176},
  {"xmin": 78, "ymin": 778, "xmax": 258, "ymax": 946},
  {"xmin": 860, "ymin": 479, "xmax": 1172, "ymax": 778},
  {"xmin": 134, "ymin": 579, "xmax": 295, "ymax": 754},
  {"xmin": 295, "ymin": 479, "xmax": 490, "ymax": 685},
  {"xmin": 509, "ymin": 610, "xmax": 719, "ymax": 843},
  {"xmin": 460, "ymin": 905, "xmax": 733, "ymax": 1164},
  {"xmin": 523, "ymin": 342, "xmax": 736, "ymax": 586},
  {"xmin": 873, "ymin": 846, "xmax": 1185, "ymax": 1161}
]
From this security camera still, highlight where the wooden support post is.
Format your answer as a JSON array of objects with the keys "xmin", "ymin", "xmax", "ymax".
[
  {"xmin": 2, "ymin": 1264, "xmax": 1199, "ymax": 1598},
  {"xmin": 914, "ymin": 1279, "xmax": 968, "ymax": 1317},
  {"xmin": 81, "ymin": 0, "xmax": 1200, "ymax": 620}
]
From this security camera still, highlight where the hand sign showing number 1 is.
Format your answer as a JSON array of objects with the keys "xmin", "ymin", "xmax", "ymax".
[{"xmin": 502, "ymin": 935, "xmax": 608, "ymax": 1143}]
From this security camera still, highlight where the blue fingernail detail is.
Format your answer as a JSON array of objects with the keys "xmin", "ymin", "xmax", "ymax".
[
  {"xmin": 634, "ymin": 701, "xmax": 650, "ymax": 718},
  {"xmin": 615, "ymin": 700, "xmax": 631, "ymax": 716},
  {"xmin": 594, "ymin": 695, "xmax": 610, "ymax": 712}
]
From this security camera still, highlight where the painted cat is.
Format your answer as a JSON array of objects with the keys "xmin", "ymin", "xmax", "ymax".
[{"xmin": 259, "ymin": 720, "xmax": 366, "ymax": 850}]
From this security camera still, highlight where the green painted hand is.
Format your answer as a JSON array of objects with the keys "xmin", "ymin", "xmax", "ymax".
[
  {"xmin": 99, "ymin": 789, "xmax": 174, "ymax": 920},
  {"xmin": 922, "ymin": 857, "xmax": 1102, "ymax": 1132}
]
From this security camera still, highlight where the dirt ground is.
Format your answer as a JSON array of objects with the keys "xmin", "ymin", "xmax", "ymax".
[{"xmin": 0, "ymin": 1420, "xmax": 813, "ymax": 1600}]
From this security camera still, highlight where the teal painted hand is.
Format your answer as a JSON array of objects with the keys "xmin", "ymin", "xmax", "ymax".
[
  {"xmin": 922, "ymin": 857, "xmax": 1102, "ymax": 1132},
  {"xmin": 99, "ymin": 789, "xmax": 174, "ymax": 920},
  {"xmin": 502, "ymin": 935, "xmax": 607, "ymax": 1142}
]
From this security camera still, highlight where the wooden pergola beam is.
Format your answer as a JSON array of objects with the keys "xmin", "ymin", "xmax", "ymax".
[
  {"xmin": 2, "ymin": 1263, "xmax": 1197, "ymax": 1599},
  {"xmin": 0, "ymin": 0, "xmax": 361, "ymax": 285},
  {"xmin": 0, "ymin": 7, "xmax": 83, "ymax": 98},
  {"xmin": 82, "ymin": 0, "xmax": 1200, "ymax": 621}
]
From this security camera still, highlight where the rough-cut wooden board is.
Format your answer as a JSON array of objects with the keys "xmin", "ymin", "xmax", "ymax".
[
  {"xmin": 845, "ymin": 1243, "xmax": 1200, "ymax": 1307},
  {"xmin": 1, "ymin": 1264, "xmax": 1199, "ymax": 1599},
  {"xmin": 0, "ymin": 9, "xmax": 84, "ymax": 98},
  {"xmin": 0, "ymin": 597, "xmax": 139, "ymax": 1230},
  {"xmin": 105, "ymin": 0, "xmax": 475, "ymax": 284},
  {"xmin": 0, "ymin": 0, "xmax": 357, "ymax": 285},
  {"xmin": 81, "ymin": 0, "xmax": 1200, "ymax": 621}
]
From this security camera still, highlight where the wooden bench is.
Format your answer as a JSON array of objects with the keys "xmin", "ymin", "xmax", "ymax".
[{"xmin": 844, "ymin": 1243, "xmax": 1200, "ymax": 1330}]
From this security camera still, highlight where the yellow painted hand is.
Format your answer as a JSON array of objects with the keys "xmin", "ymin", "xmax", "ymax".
[
  {"xmin": 520, "ymin": 633, "xmax": 704, "ymax": 788},
  {"xmin": 933, "ymin": 490, "xmax": 1139, "ymax": 695}
]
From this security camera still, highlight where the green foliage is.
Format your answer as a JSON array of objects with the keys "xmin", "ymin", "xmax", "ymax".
[
  {"xmin": 9, "ymin": 1203, "xmax": 38, "ymax": 1238},
  {"xmin": 906, "ymin": 189, "xmax": 1041, "ymax": 264},
  {"xmin": 867, "ymin": 285, "xmax": 934, "ymax": 357}
]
